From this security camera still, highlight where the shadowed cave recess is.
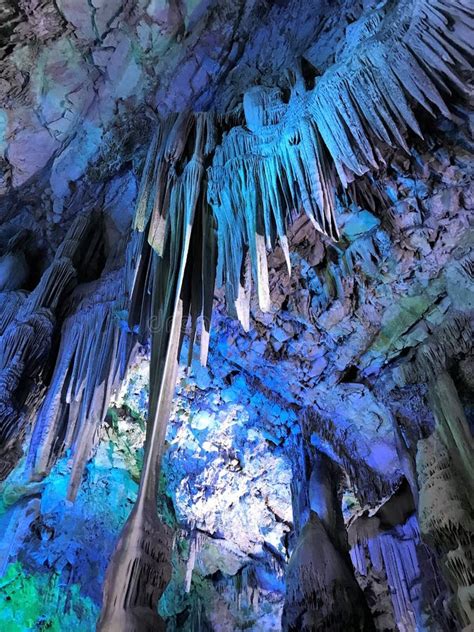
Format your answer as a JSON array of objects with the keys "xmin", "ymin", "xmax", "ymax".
[{"xmin": 0, "ymin": 0, "xmax": 473, "ymax": 630}]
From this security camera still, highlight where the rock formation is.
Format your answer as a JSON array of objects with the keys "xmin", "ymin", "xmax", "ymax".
[
  {"xmin": 283, "ymin": 448, "xmax": 374, "ymax": 630},
  {"xmin": 0, "ymin": 0, "xmax": 473, "ymax": 630}
]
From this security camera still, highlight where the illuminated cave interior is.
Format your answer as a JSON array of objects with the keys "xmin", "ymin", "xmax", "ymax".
[{"xmin": 0, "ymin": 0, "xmax": 473, "ymax": 630}]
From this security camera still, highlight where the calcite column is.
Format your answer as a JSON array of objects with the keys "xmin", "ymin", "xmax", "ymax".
[
  {"xmin": 417, "ymin": 430, "xmax": 474, "ymax": 628},
  {"xmin": 427, "ymin": 371, "xmax": 474, "ymax": 489},
  {"xmin": 283, "ymin": 450, "xmax": 374, "ymax": 631}
]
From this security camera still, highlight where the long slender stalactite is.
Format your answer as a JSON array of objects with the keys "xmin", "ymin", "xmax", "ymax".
[{"xmin": 99, "ymin": 113, "xmax": 217, "ymax": 630}]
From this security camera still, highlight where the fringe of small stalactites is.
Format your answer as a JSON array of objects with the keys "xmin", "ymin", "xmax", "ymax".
[
  {"xmin": 206, "ymin": 0, "xmax": 471, "ymax": 324},
  {"xmin": 209, "ymin": 116, "xmax": 337, "ymax": 323},
  {"xmin": 310, "ymin": 0, "xmax": 472, "ymax": 185},
  {"xmin": 393, "ymin": 311, "xmax": 473, "ymax": 387}
]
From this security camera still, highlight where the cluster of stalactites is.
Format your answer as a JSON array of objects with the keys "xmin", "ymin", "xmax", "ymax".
[
  {"xmin": 311, "ymin": 0, "xmax": 471, "ymax": 184},
  {"xmin": 133, "ymin": 0, "xmax": 470, "ymax": 335},
  {"xmin": 209, "ymin": 91, "xmax": 337, "ymax": 325},
  {"xmin": 132, "ymin": 111, "xmax": 217, "ymax": 366}
]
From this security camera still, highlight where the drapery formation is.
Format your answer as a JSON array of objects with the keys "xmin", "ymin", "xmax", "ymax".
[
  {"xmin": 0, "ymin": 214, "xmax": 98, "ymax": 481},
  {"xmin": 130, "ymin": 0, "xmax": 471, "ymax": 338},
  {"xmin": 22, "ymin": 214, "xmax": 144, "ymax": 501},
  {"xmin": 27, "ymin": 267, "xmax": 131, "ymax": 500}
]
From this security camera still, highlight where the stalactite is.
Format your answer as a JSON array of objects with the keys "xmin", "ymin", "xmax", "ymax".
[
  {"xmin": 389, "ymin": 412, "xmax": 419, "ymax": 509},
  {"xmin": 208, "ymin": 91, "xmax": 338, "ymax": 320},
  {"xmin": 207, "ymin": 0, "xmax": 470, "ymax": 324},
  {"xmin": 311, "ymin": 0, "xmax": 470, "ymax": 181},
  {"xmin": 98, "ymin": 112, "xmax": 217, "ymax": 631},
  {"xmin": 185, "ymin": 527, "xmax": 197, "ymax": 593}
]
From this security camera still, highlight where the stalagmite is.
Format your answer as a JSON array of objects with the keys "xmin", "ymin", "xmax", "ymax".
[{"xmin": 283, "ymin": 449, "xmax": 374, "ymax": 631}]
